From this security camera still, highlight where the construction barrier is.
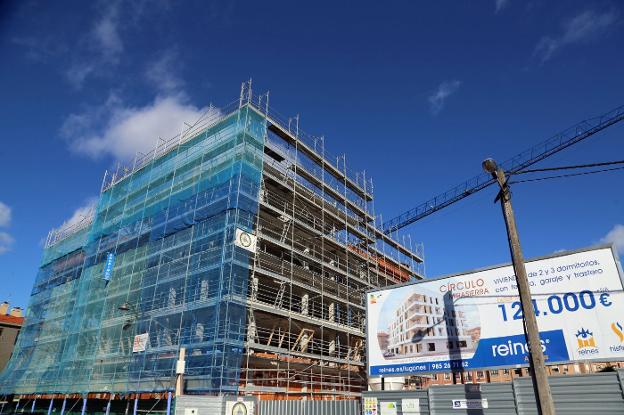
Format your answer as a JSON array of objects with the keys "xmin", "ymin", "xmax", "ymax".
[
  {"xmin": 362, "ymin": 370, "xmax": 624, "ymax": 415},
  {"xmin": 3, "ymin": 370, "xmax": 623, "ymax": 414}
]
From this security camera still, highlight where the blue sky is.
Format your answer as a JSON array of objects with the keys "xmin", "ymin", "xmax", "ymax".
[{"xmin": 1, "ymin": 0, "xmax": 623, "ymax": 308}]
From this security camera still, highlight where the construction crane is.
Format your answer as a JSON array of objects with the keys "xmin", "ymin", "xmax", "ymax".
[{"xmin": 382, "ymin": 104, "xmax": 624, "ymax": 234}]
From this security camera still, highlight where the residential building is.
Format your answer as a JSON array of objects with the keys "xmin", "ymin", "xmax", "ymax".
[
  {"xmin": 0, "ymin": 82, "xmax": 423, "ymax": 406},
  {"xmin": 0, "ymin": 302, "xmax": 24, "ymax": 371}
]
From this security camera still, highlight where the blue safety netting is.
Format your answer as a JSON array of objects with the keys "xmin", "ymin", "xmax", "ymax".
[{"xmin": 0, "ymin": 105, "xmax": 265, "ymax": 396}]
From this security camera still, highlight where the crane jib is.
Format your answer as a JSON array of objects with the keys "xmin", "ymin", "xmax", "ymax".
[{"xmin": 382, "ymin": 104, "xmax": 624, "ymax": 234}]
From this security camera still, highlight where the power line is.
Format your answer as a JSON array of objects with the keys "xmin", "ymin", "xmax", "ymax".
[
  {"xmin": 513, "ymin": 159, "xmax": 624, "ymax": 174},
  {"xmin": 510, "ymin": 166, "xmax": 624, "ymax": 184}
]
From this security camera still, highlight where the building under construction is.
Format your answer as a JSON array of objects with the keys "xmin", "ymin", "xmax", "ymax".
[{"xmin": 0, "ymin": 82, "xmax": 423, "ymax": 406}]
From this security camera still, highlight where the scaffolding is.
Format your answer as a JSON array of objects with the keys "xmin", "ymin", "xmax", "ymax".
[{"xmin": 0, "ymin": 81, "xmax": 424, "ymax": 402}]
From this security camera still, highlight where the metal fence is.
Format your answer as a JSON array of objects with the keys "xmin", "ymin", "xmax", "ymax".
[
  {"xmin": 257, "ymin": 399, "xmax": 361, "ymax": 415},
  {"xmin": 514, "ymin": 372, "xmax": 624, "ymax": 415},
  {"xmin": 428, "ymin": 383, "xmax": 516, "ymax": 415},
  {"xmin": 362, "ymin": 370, "xmax": 624, "ymax": 415}
]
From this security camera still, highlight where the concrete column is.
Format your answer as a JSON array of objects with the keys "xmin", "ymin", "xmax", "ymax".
[{"xmin": 301, "ymin": 294, "xmax": 309, "ymax": 315}]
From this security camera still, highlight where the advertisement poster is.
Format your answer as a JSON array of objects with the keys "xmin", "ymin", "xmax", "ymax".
[
  {"xmin": 379, "ymin": 402, "xmax": 397, "ymax": 415},
  {"xmin": 452, "ymin": 399, "xmax": 488, "ymax": 409},
  {"xmin": 363, "ymin": 397, "xmax": 378, "ymax": 415},
  {"xmin": 367, "ymin": 246, "xmax": 624, "ymax": 376},
  {"xmin": 401, "ymin": 398, "xmax": 420, "ymax": 413},
  {"xmin": 132, "ymin": 333, "xmax": 149, "ymax": 353}
]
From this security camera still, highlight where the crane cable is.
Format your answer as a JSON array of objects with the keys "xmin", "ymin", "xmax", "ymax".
[
  {"xmin": 513, "ymin": 159, "xmax": 624, "ymax": 174},
  {"xmin": 508, "ymin": 159, "xmax": 624, "ymax": 184}
]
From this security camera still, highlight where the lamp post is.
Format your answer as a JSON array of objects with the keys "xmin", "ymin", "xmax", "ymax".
[
  {"xmin": 482, "ymin": 158, "xmax": 555, "ymax": 415},
  {"xmin": 118, "ymin": 303, "xmax": 186, "ymax": 396}
]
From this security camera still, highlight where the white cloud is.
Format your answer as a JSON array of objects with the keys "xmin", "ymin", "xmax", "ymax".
[
  {"xmin": 0, "ymin": 202, "xmax": 12, "ymax": 255},
  {"xmin": 55, "ymin": 198, "xmax": 98, "ymax": 235},
  {"xmin": 66, "ymin": 1, "xmax": 124, "ymax": 88},
  {"xmin": 535, "ymin": 10, "xmax": 618, "ymax": 63},
  {"xmin": 0, "ymin": 202, "xmax": 11, "ymax": 228},
  {"xmin": 600, "ymin": 224, "xmax": 624, "ymax": 254},
  {"xmin": 93, "ymin": 3, "xmax": 123, "ymax": 61},
  {"xmin": 11, "ymin": 36, "xmax": 69, "ymax": 62},
  {"xmin": 13, "ymin": 1, "xmax": 172, "ymax": 89},
  {"xmin": 0, "ymin": 232, "xmax": 14, "ymax": 254},
  {"xmin": 66, "ymin": 63, "xmax": 97, "ymax": 90},
  {"xmin": 428, "ymin": 80, "xmax": 461, "ymax": 115},
  {"xmin": 61, "ymin": 94, "xmax": 221, "ymax": 162},
  {"xmin": 495, "ymin": 0, "xmax": 510, "ymax": 13},
  {"xmin": 146, "ymin": 50, "xmax": 185, "ymax": 93}
]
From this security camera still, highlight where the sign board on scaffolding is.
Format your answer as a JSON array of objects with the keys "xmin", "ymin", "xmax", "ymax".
[
  {"xmin": 225, "ymin": 399, "xmax": 254, "ymax": 415},
  {"xmin": 103, "ymin": 252, "xmax": 115, "ymax": 281},
  {"xmin": 132, "ymin": 333, "xmax": 149, "ymax": 353},
  {"xmin": 367, "ymin": 245, "xmax": 624, "ymax": 376},
  {"xmin": 234, "ymin": 228, "xmax": 257, "ymax": 253},
  {"xmin": 176, "ymin": 360, "xmax": 186, "ymax": 374}
]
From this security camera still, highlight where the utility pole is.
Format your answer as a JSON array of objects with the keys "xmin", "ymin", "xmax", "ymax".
[{"xmin": 482, "ymin": 159, "xmax": 556, "ymax": 415}]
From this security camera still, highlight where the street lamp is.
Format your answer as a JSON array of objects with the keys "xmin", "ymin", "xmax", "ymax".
[
  {"xmin": 482, "ymin": 158, "xmax": 556, "ymax": 415},
  {"xmin": 481, "ymin": 158, "xmax": 498, "ymax": 175}
]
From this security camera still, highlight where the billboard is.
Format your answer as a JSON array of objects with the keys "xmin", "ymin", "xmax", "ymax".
[{"xmin": 367, "ymin": 245, "xmax": 624, "ymax": 376}]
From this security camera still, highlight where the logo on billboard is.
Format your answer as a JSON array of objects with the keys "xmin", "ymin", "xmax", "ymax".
[
  {"xmin": 470, "ymin": 330, "xmax": 568, "ymax": 367},
  {"xmin": 610, "ymin": 322, "xmax": 624, "ymax": 353},
  {"xmin": 611, "ymin": 322, "xmax": 624, "ymax": 342},
  {"xmin": 576, "ymin": 328, "xmax": 599, "ymax": 356}
]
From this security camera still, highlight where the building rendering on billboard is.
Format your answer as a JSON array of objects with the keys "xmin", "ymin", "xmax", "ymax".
[
  {"xmin": 367, "ymin": 245, "xmax": 624, "ymax": 377},
  {"xmin": 385, "ymin": 292, "xmax": 474, "ymax": 358}
]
